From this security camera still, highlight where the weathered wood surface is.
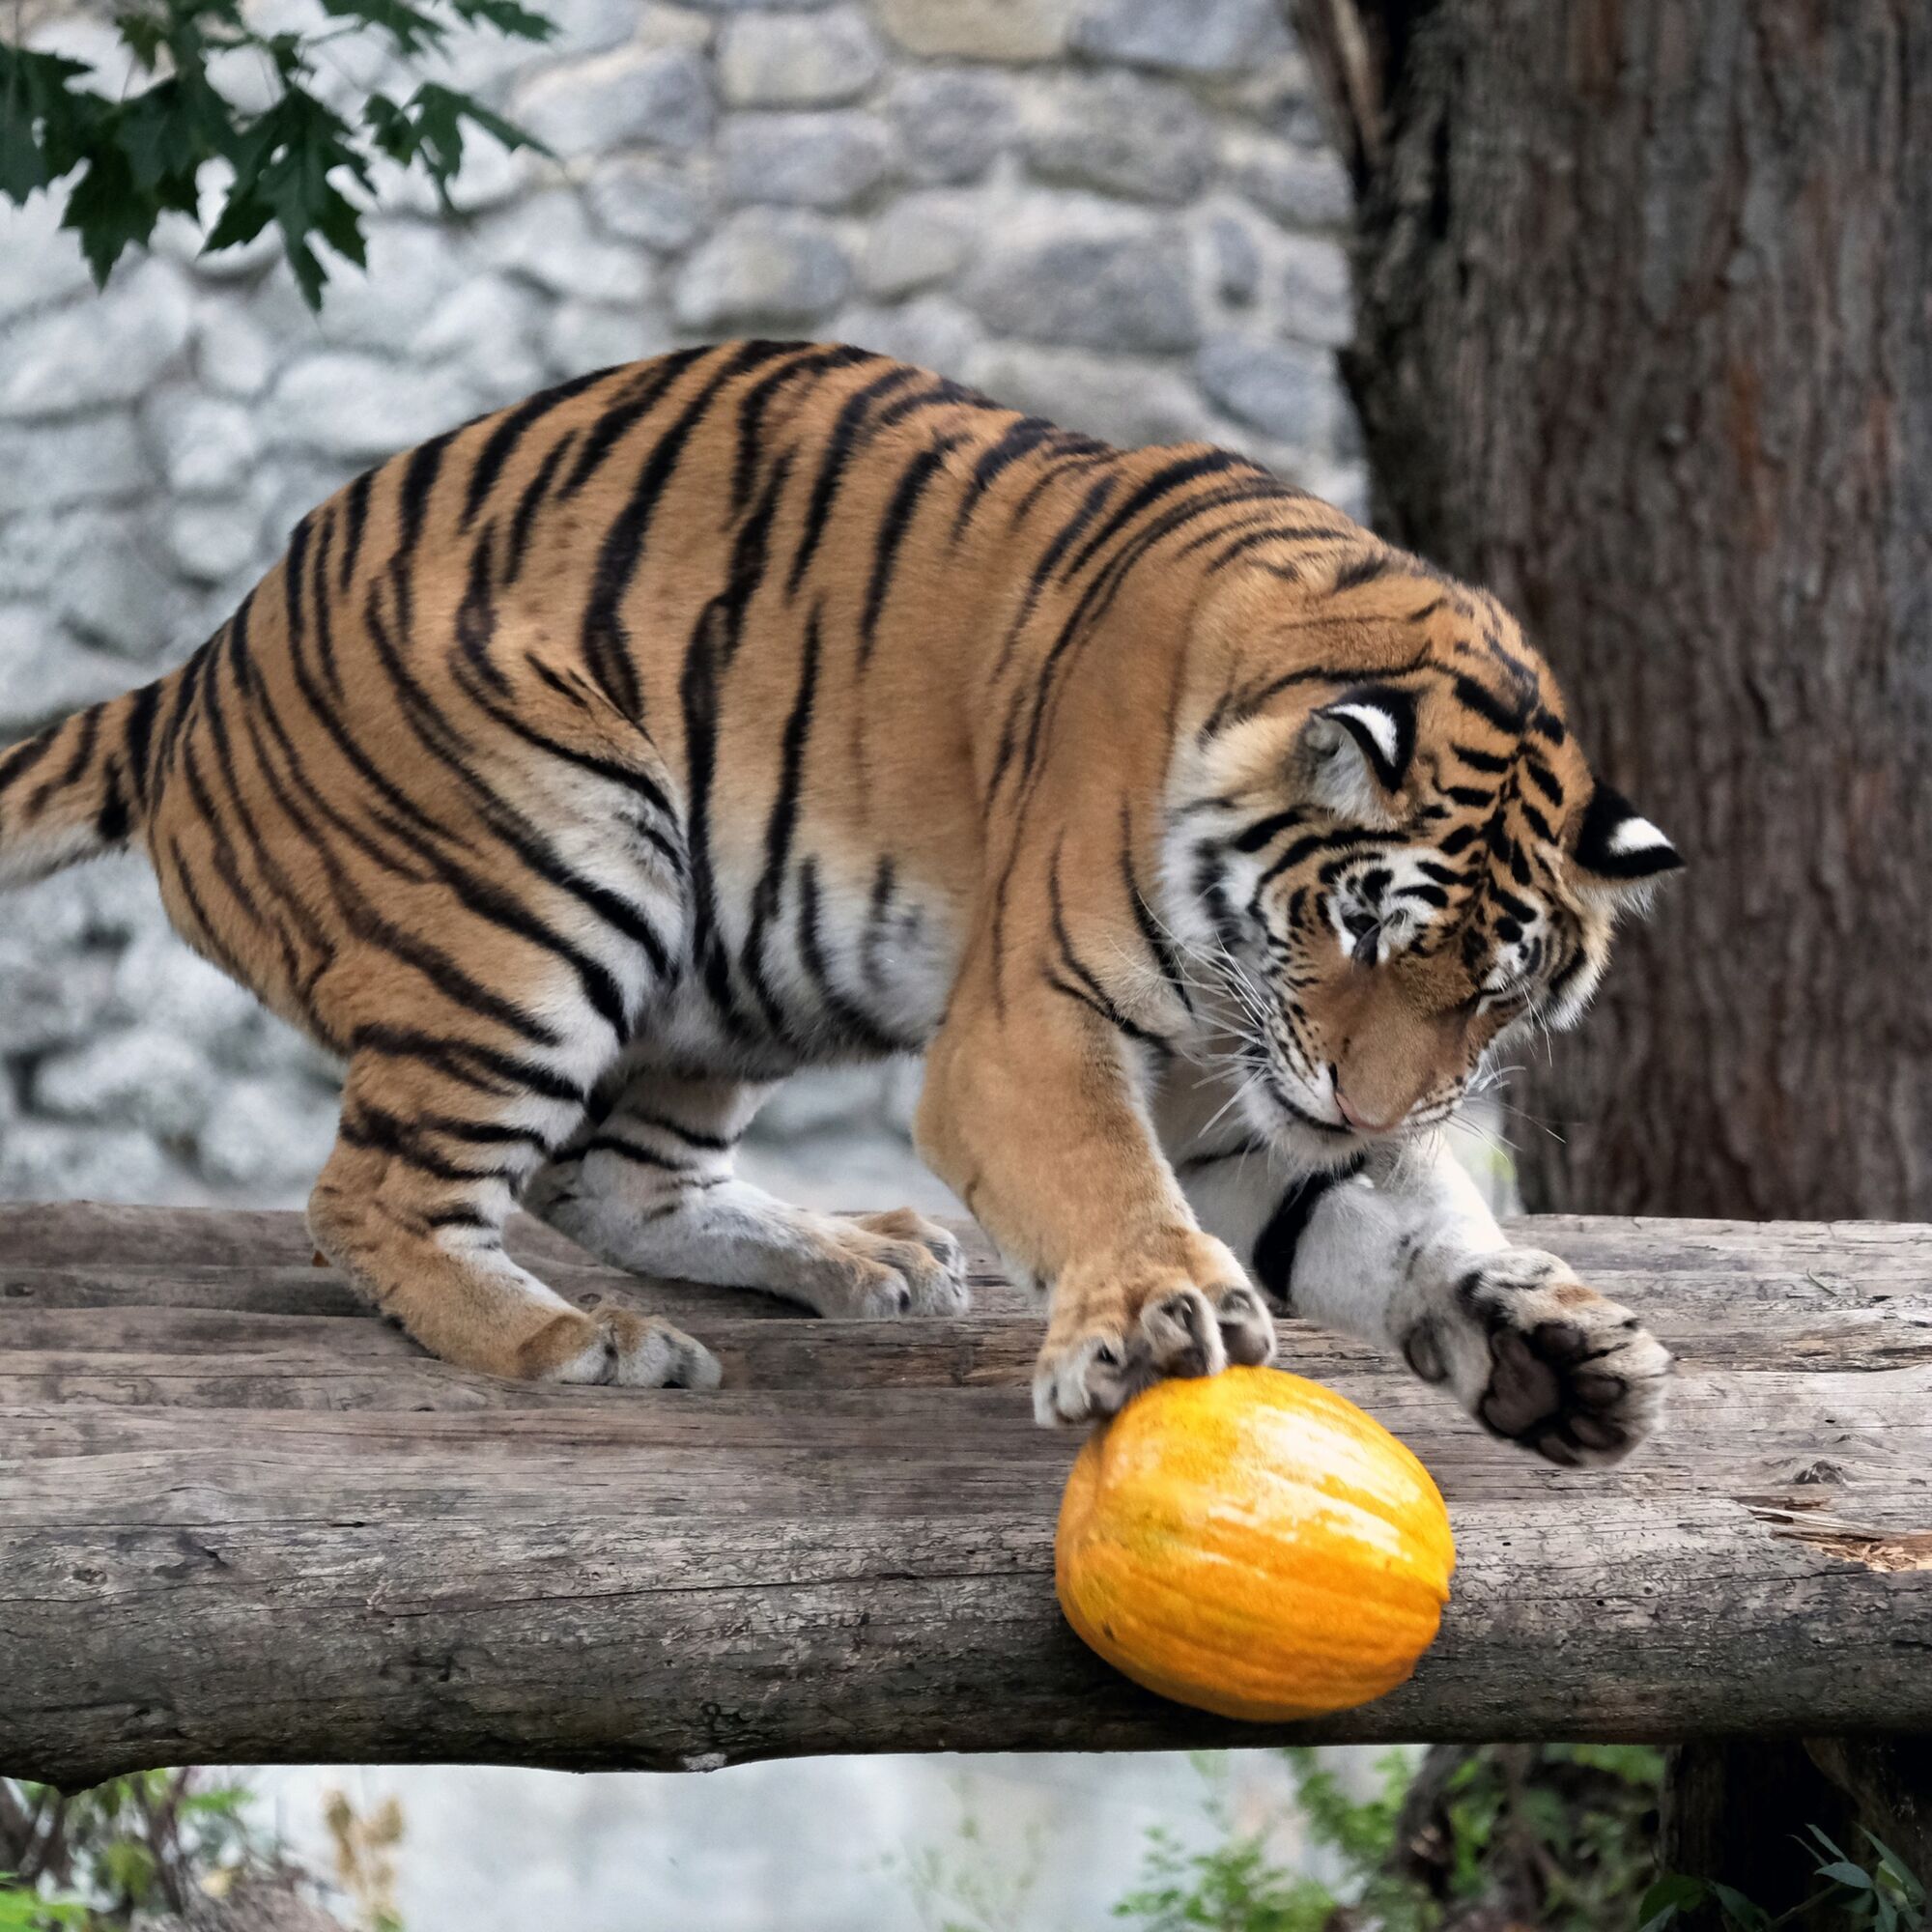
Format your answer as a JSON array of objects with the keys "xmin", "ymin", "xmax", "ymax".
[{"xmin": 1, "ymin": 1203, "xmax": 1928, "ymax": 1789}]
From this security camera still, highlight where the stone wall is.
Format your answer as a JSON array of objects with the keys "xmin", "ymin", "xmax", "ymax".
[{"xmin": 0, "ymin": 0, "xmax": 1362, "ymax": 1207}]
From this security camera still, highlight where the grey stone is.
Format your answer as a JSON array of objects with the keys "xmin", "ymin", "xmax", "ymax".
[
  {"xmin": 889, "ymin": 68, "xmax": 1014, "ymax": 184},
  {"xmin": 0, "ymin": 194, "xmax": 94, "ymax": 321},
  {"xmin": 36, "ymin": 1026, "xmax": 217, "ymax": 1141},
  {"xmin": 0, "ymin": 260, "xmax": 194, "ymax": 419},
  {"xmin": 54, "ymin": 525, "xmax": 185, "ymax": 662},
  {"xmin": 1070, "ymin": 0, "xmax": 1290, "ymax": 74},
  {"xmin": 1195, "ymin": 334, "xmax": 1340, "ymax": 445},
  {"xmin": 539, "ymin": 0, "xmax": 645, "ymax": 56},
  {"xmin": 0, "ymin": 512, "xmax": 63, "ymax": 600},
  {"xmin": 1232, "ymin": 139, "xmax": 1353, "ymax": 230},
  {"xmin": 674, "ymin": 210, "xmax": 853, "ymax": 328},
  {"xmin": 719, "ymin": 9, "xmax": 885, "ymax": 106},
  {"xmin": 1209, "ymin": 214, "xmax": 1262, "ymax": 305},
  {"xmin": 193, "ymin": 303, "xmax": 277, "ymax": 400},
  {"xmin": 0, "ymin": 415, "xmax": 145, "ymax": 516},
  {"xmin": 314, "ymin": 221, "xmax": 467, "ymax": 354},
  {"xmin": 1278, "ymin": 231, "xmax": 1352, "ymax": 345},
  {"xmin": 837, "ymin": 296, "xmax": 979, "ymax": 374},
  {"xmin": 860, "ymin": 194, "xmax": 977, "ymax": 298},
  {"xmin": 167, "ymin": 499, "xmax": 264, "ymax": 585},
  {"xmin": 0, "ymin": 1120, "xmax": 176, "ymax": 1206},
  {"xmin": 266, "ymin": 354, "xmax": 480, "ymax": 462},
  {"xmin": 0, "ymin": 605, "xmax": 132, "ymax": 735},
  {"xmin": 545, "ymin": 302, "xmax": 672, "ymax": 381},
  {"xmin": 413, "ymin": 278, "xmax": 551, "ymax": 400},
  {"xmin": 746, "ymin": 1065, "xmax": 902, "ymax": 1140},
  {"xmin": 875, "ymin": 0, "xmax": 1076, "ymax": 60},
  {"xmin": 680, "ymin": 0, "xmax": 836, "ymax": 8},
  {"xmin": 195, "ymin": 1075, "xmax": 340, "ymax": 1190},
  {"xmin": 722, "ymin": 111, "xmax": 896, "ymax": 210},
  {"xmin": 965, "ymin": 222, "xmax": 1200, "ymax": 354},
  {"xmin": 481, "ymin": 191, "xmax": 655, "ymax": 304},
  {"xmin": 1024, "ymin": 72, "xmax": 1214, "ymax": 205},
  {"xmin": 0, "ymin": 946, "xmax": 117, "ymax": 1056},
  {"xmin": 514, "ymin": 45, "xmax": 716, "ymax": 157},
  {"xmin": 584, "ymin": 159, "xmax": 708, "ymax": 253},
  {"xmin": 966, "ymin": 341, "xmax": 1209, "ymax": 450},
  {"xmin": 145, "ymin": 391, "xmax": 260, "ymax": 495},
  {"xmin": 737, "ymin": 1125, "xmax": 958, "ymax": 1216},
  {"xmin": 17, "ymin": 852, "xmax": 167, "ymax": 948}
]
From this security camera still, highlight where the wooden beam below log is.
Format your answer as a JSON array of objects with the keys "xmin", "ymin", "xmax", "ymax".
[{"xmin": 0, "ymin": 1205, "xmax": 1928, "ymax": 1789}]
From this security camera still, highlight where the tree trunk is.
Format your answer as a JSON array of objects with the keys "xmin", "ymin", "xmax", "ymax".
[
  {"xmin": 1296, "ymin": 0, "xmax": 1932, "ymax": 1911},
  {"xmin": 1298, "ymin": 0, "xmax": 1932, "ymax": 1223}
]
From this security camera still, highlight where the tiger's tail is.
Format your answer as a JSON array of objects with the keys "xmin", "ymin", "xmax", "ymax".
[{"xmin": 0, "ymin": 675, "xmax": 172, "ymax": 889}]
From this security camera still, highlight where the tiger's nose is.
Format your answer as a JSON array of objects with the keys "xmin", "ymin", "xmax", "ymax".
[{"xmin": 1333, "ymin": 1084, "xmax": 1407, "ymax": 1136}]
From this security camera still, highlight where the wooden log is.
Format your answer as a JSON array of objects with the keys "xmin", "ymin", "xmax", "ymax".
[{"xmin": 0, "ymin": 1205, "xmax": 1928, "ymax": 1790}]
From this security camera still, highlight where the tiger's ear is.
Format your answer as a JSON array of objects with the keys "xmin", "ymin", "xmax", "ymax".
[
  {"xmin": 1300, "ymin": 686, "xmax": 1415, "ymax": 812},
  {"xmin": 1571, "ymin": 781, "xmax": 1682, "ymax": 884}
]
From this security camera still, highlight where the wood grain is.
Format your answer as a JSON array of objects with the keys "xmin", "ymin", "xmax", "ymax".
[{"xmin": 0, "ymin": 1204, "xmax": 1927, "ymax": 1789}]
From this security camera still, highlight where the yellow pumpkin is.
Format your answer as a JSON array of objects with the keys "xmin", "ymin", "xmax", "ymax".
[{"xmin": 1055, "ymin": 1365, "xmax": 1455, "ymax": 1720}]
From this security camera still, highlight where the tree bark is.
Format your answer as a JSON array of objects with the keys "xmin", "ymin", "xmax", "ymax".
[{"xmin": 1298, "ymin": 0, "xmax": 1932, "ymax": 1223}]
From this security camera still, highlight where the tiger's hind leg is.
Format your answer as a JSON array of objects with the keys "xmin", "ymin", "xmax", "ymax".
[
  {"xmin": 526, "ymin": 1069, "xmax": 971, "ymax": 1320},
  {"xmin": 310, "ymin": 1041, "xmax": 720, "ymax": 1388}
]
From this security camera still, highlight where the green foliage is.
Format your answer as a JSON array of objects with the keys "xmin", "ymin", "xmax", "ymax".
[
  {"xmin": 0, "ymin": 0, "xmax": 554, "ymax": 306},
  {"xmin": 890, "ymin": 1779, "xmax": 1045, "ymax": 1932},
  {"xmin": 1111, "ymin": 1749, "xmax": 1432, "ymax": 1932},
  {"xmin": 0, "ymin": 1771, "xmax": 291, "ymax": 1926},
  {"xmin": 1641, "ymin": 1825, "xmax": 1928, "ymax": 1932}
]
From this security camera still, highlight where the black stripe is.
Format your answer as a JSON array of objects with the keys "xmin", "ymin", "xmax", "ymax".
[
  {"xmin": 358, "ymin": 590, "xmax": 657, "ymax": 1014},
  {"xmin": 1048, "ymin": 850, "xmax": 1171, "ymax": 1049},
  {"xmin": 122, "ymin": 681, "xmax": 161, "ymax": 804},
  {"xmin": 456, "ymin": 522, "xmax": 509, "ymax": 695},
  {"xmin": 859, "ymin": 436, "xmax": 959, "ymax": 663},
  {"xmin": 1333, "ymin": 549, "xmax": 1395, "ymax": 589},
  {"xmin": 582, "ymin": 1133, "xmax": 698, "ymax": 1173},
  {"xmin": 338, "ymin": 469, "xmax": 374, "ymax": 591},
  {"xmin": 624, "ymin": 1106, "xmax": 738, "ymax": 1153},
  {"xmin": 283, "ymin": 514, "xmax": 311, "ymax": 655},
  {"xmin": 1450, "ymin": 742, "xmax": 1508, "ymax": 774},
  {"xmin": 352, "ymin": 1025, "xmax": 585, "ymax": 1104},
  {"xmin": 742, "ymin": 602, "xmax": 822, "ymax": 1035},
  {"xmin": 795, "ymin": 855, "xmax": 907, "ymax": 1053},
  {"xmin": 1121, "ymin": 804, "xmax": 1194, "ymax": 1017},
  {"xmin": 27, "ymin": 702, "xmax": 100, "ymax": 815},
  {"xmin": 560, "ymin": 346, "xmax": 712, "ymax": 499},
  {"xmin": 463, "ymin": 366, "xmax": 621, "ymax": 529},
  {"xmin": 504, "ymin": 428, "xmax": 577, "ymax": 584},
  {"xmin": 951, "ymin": 414, "xmax": 1054, "ymax": 537},
  {"xmin": 730, "ymin": 342, "xmax": 868, "ymax": 513},
  {"xmin": 393, "ymin": 429, "xmax": 458, "ymax": 579},
  {"xmin": 581, "ymin": 343, "xmax": 782, "ymax": 719},
  {"xmin": 95, "ymin": 759, "xmax": 129, "ymax": 844},
  {"xmin": 1061, "ymin": 450, "xmax": 1261, "ymax": 582},
  {"xmin": 1453, "ymin": 672, "xmax": 1528, "ymax": 735},
  {"xmin": 785, "ymin": 365, "xmax": 923, "ymax": 596},
  {"xmin": 1251, "ymin": 1157, "xmax": 1366, "ymax": 1308},
  {"xmin": 0, "ymin": 728, "xmax": 59, "ymax": 797}
]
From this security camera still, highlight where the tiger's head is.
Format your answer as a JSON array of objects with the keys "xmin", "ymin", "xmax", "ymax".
[{"xmin": 1168, "ymin": 546, "xmax": 1682, "ymax": 1163}]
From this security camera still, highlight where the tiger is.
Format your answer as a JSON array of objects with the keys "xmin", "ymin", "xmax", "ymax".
[{"xmin": 0, "ymin": 341, "xmax": 1682, "ymax": 1457}]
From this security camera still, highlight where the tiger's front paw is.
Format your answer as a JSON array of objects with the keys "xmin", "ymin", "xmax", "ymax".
[
  {"xmin": 1402, "ymin": 1249, "xmax": 1670, "ymax": 1466},
  {"xmin": 1033, "ymin": 1232, "xmax": 1275, "ymax": 1427}
]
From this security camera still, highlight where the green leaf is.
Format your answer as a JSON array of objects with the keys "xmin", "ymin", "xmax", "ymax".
[
  {"xmin": 1708, "ymin": 1880, "xmax": 1773, "ymax": 1929},
  {"xmin": 1641, "ymin": 1874, "xmax": 1709, "ymax": 1918},
  {"xmin": 319, "ymin": 0, "xmax": 451, "ymax": 59},
  {"xmin": 62, "ymin": 143, "xmax": 162, "ymax": 284},
  {"xmin": 449, "ymin": 0, "xmax": 557, "ymax": 43},
  {"xmin": 1818, "ymin": 1861, "xmax": 1878, "ymax": 1890}
]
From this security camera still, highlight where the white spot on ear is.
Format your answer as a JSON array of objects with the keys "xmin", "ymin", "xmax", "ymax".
[
  {"xmin": 1607, "ymin": 815, "xmax": 1671, "ymax": 857},
  {"xmin": 1327, "ymin": 702, "xmax": 1400, "ymax": 771}
]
